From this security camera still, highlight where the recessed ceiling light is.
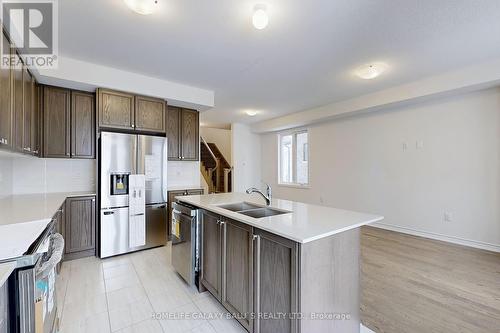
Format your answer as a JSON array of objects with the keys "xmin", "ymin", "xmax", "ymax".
[
  {"xmin": 124, "ymin": 0, "xmax": 158, "ymax": 15},
  {"xmin": 245, "ymin": 110, "xmax": 258, "ymax": 116},
  {"xmin": 252, "ymin": 4, "xmax": 269, "ymax": 30},
  {"xmin": 355, "ymin": 62, "xmax": 388, "ymax": 79}
]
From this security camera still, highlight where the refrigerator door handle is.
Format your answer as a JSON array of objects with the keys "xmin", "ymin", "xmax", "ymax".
[{"xmin": 132, "ymin": 134, "xmax": 138, "ymax": 174}]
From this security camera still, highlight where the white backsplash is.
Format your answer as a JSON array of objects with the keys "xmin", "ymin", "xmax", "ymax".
[
  {"xmin": 0, "ymin": 154, "xmax": 199, "ymax": 196},
  {"xmin": 167, "ymin": 161, "xmax": 201, "ymax": 188},
  {"xmin": 12, "ymin": 157, "xmax": 96, "ymax": 195},
  {"xmin": 0, "ymin": 154, "xmax": 13, "ymax": 197}
]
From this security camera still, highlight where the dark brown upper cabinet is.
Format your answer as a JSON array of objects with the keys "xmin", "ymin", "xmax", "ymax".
[
  {"xmin": 23, "ymin": 67, "xmax": 33, "ymax": 154},
  {"xmin": 167, "ymin": 106, "xmax": 199, "ymax": 161},
  {"xmin": 181, "ymin": 109, "xmax": 199, "ymax": 161},
  {"xmin": 97, "ymin": 88, "xmax": 135, "ymax": 130},
  {"xmin": 30, "ymin": 81, "xmax": 40, "ymax": 156},
  {"xmin": 0, "ymin": 31, "xmax": 11, "ymax": 148},
  {"xmin": 97, "ymin": 88, "xmax": 168, "ymax": 135},
  {"xmin": 43, "ymin": 86, "xmax": 71, "ymax": 158},
  {"xmin": 42, "ymin": 86, "xmax": 96, "ymax": 159},
  {"xmin": 71, "ymin": 91, "xmax": 95, "ymax": 159},
  {"xmin": 135, "ymin": 95, "xmax": 166, "ymax": 133},
  {"xmin": 166, "ymin": 106, "xmax": 181, "ymax": 160},
  {"xmin": 13, "ymin": 53, "xmax": 23, "ymax": 153}
]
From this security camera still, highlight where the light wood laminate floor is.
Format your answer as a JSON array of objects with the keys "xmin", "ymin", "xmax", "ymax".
[{"xmin": 361, "ymin": 226, "xmax": 500, "ymax": 333}]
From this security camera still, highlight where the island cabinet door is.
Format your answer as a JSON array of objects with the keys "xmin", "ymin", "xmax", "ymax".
[
  {"xmin": 221, "ymin": 219, "xmax": 253, "ymax": 332},
  {"xmin": 201, "ymin": 210, "xmax": 222, "ymax": 299},
  {"xmin": 253, "ymin": 229, "xmax": 299, "ymax": 333}
]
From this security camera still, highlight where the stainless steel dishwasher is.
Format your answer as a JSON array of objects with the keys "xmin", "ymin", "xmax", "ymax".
[
  {"xmin": 171, "ymin": 201, "xmax": 200, "ymax": 288},
  {"xmin": 1, "ymin": 220, "xmax": 64, "ymax": 333}
]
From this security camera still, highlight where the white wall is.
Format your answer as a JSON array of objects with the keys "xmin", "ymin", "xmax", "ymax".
[
  {"xmin": 261, "ymin": 88, "xmax": 500, "ymax": 250},
  {"xmin": 200, "ymin": 127, "xmax": 232, "ymax": 163},
  {"xmin": 11, "ymin": 157, "xmax": 96, "ymax": 194},
  {"xmin": 232, "ymin": 123, "xmax": 262, "ymax": 193}
]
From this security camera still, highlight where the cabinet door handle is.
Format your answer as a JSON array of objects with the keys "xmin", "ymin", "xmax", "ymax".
[
  {"xmin": 221, "ymin": 220, "xmax": 227, "ymax": 301},
  {"xmin": 254, "ymin": 234, "xmax": 261, "ymax": 333}
]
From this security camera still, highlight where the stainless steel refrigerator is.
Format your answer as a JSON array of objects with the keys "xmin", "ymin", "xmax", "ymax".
[{"xmin": 99, "ymin": 132, "xmax": 168, "ymax": 258}]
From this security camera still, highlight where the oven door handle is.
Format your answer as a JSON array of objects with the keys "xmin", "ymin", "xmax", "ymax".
[{"xmin": 35, "ymin": 233, "xmax": 64, "ymax": 279}]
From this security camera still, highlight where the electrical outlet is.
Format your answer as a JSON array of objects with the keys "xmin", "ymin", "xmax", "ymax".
[
  {"xmin": 402, "ymin": 142, "xmax": 408, "ymax": 151},
  {"xmin": 444, "ymin": 212, "xmax": 452, "ymax": 222},
  {"xmin": 416, "ymin": 140, "xmax": 424, "ymax": 149}
]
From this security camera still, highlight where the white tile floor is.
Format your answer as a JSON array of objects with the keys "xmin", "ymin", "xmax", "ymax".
[{"xmin": 55, "ymin": 243, "xmax": 375, "ymax": 333}]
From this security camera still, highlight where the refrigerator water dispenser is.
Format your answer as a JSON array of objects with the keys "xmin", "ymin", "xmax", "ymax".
[{"xmin": 110, "ymin": 173, "xmax": 130, "ymax": 195}]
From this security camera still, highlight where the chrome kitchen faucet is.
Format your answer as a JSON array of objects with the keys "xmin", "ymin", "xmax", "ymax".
[{"xmin": 246, "ymin": 184, "xmax": 272, "ymax": 206}]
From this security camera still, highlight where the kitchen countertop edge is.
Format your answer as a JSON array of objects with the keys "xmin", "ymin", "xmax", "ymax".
[{"xmin": 177, "ymin": 193, "xmax": 384, "ymax": 244}]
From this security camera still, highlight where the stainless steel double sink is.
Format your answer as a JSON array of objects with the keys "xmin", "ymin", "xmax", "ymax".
[{"xmin": 217, "ymin": 202, "xmax": 291, "ymax": 218}]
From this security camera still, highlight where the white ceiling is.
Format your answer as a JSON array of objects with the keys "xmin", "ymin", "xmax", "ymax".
[{"xmin": 59, "ymin": 0, "xmax": 500, "ymax": 126}]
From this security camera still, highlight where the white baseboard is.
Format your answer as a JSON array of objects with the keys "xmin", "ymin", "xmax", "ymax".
[{"xmin": 372, "ymin": 222, "xmax": 500, "ymax": 253}]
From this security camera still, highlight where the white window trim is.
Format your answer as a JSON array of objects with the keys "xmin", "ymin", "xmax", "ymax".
[{"xmin": 278, "ymin": 128, "xmax": 310, "ymax": 188}]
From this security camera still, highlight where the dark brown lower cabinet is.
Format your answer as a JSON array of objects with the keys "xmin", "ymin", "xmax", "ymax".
[
  {"xmin": 200, "ymin": 212, "xmax": 299, "ymax": 333},
  {"xmin": 222, "ymin": 219, "xmax": 254, "ymax": 332},
  {"xmin": 64, "ymin": 196, "xmax": 96, "ymax": 260},
  {"xmin": 253, "ymin": 229, "xmax": 299, "ymax": 333},
  {"xmin": 200, "ymin": 211, "xmax": 361, "ymax": 333},
  {"xmin": 201, "ymin": 210, "xmax": 222, "ymax": 299}
]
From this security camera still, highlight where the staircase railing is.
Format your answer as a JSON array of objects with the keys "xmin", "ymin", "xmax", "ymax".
[{"xmin": 201, "ymin": 136, "xmax": 220, "ymax": 193}]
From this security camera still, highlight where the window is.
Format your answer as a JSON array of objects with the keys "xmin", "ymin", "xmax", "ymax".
[{"xmin": 279, "ymin": 130, "xmax": 309, "ymax": 186}]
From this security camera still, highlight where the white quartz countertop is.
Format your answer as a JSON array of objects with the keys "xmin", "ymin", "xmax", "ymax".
[
  {"xmin": 177, "ymin": 193, "xmax": 384, "ymax": 243},
  {"xmin": 0, "ymin": 191, "xmax": 96, "ymax": 260}
]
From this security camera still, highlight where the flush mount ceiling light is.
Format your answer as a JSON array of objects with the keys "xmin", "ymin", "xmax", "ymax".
[
  {"xmin": 124, "ymin": 0, "xmax": 158, "ymax": 15},
  {"xmin": 252, "ymin": 4, "xmax": 269, "ymax": 30},
  {"xmin": 355, "ymin": 62, "xmax": 388, "ymax": 79},
  {"xmin": 245, "ymin": 110, "xmax": 258, "ymax": 116}
]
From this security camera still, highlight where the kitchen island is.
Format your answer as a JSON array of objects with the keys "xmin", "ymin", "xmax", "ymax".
[{"xmin": 177, "ymin": 192, "xmax": 383, "ymax": 333}]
